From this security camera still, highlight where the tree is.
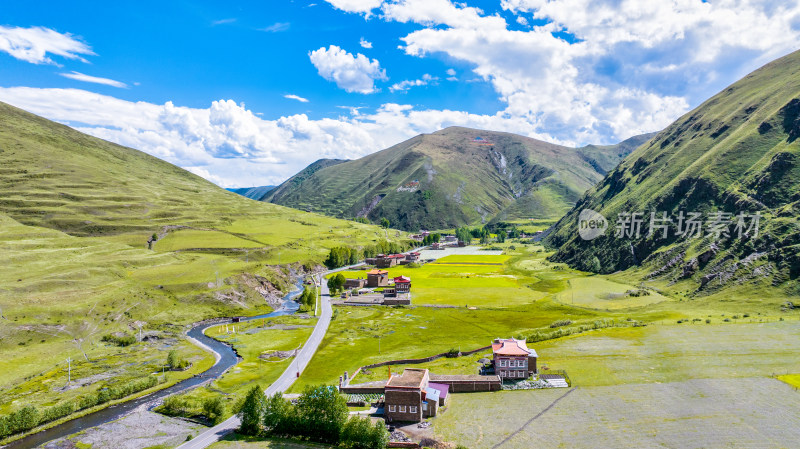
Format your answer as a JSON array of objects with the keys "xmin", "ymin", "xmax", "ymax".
[
  {"xmin": 296, "ymin": 385, "xmax": 348, "ymax": 443},
  {"xmin": 203, "ymin": 396, "xmax": 225, "ymax": 425},
  {"xmin": 380, "ymin": 217, "xmax": 390, "ymax": 229},
  {"xmin": 237, "ymin": 385, "xmax": 266, "ymax": 436},
  {"xmin": 262, "ymin": 392, "xmax": 293, "ymax": 435},
  {"xmin": 340, "ymin": 416, "xmax": 373, "ymax": 449},
  {"xmin": 369, "ymin": 419, "xmax": 390, "ymax": 448},
  {"xmin": 497, "ymin": 230, "xmax": 507, "ymax": 243},
  {"xmin": 326, "ymin": 274, "xmax": 346, "ymax": 294}
]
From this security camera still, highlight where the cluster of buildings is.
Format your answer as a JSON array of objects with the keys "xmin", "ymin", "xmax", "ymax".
[
  {"xmin": 340, "ymin": 255, "xmax": 416, "ymax": 305},
  {"xmin": 340, "ymin": 337, "xmax": 540, "ymax": 423}
]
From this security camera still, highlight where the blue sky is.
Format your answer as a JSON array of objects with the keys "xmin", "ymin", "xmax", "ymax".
[{"xmin": 1, "ymin": 0, "xmax": 799, "ymax": 187}]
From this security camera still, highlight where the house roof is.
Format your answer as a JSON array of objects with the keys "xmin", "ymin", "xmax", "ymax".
[
  {"xmin": 427, "ymin": 382, "xmax": 449, "ymax": 399},
  {"xmin": 386, "ymin": 368, "xmax": 428, "ymax": 388},
  {"xmin": 366, "ymin": 269, "xmax": 388, "ymax": 275},
  {"xmin": 492, "ymin": 338, "xmax": 536, "ymax": 357},
  {"xmin": 424, "ymin": 387, "xmax": 440, "ymax": 403},
  {"xmin": 393, "ymin": 276, "xmax": 411, "ymax": 283}
]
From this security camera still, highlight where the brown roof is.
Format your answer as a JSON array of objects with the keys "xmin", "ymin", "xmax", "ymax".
[
  {"xmin": 386, "ymin": 368, "xmax": 428, "ymax": 388},
  {"xmin": 366, "ymin": 269, "xmax": 388, "ymax": 275},
  {"xmin": 393, "ymin": 276, "xmax": 411, "ymax": 283},
  {"xmin": 492, "ymin": 338, "xmax": 533, "ymax": 356}
]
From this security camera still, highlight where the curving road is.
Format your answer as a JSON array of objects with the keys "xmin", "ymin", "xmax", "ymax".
[{"xmin": 177, "ymin": 266, "xmax": 353, "ymax": 449}]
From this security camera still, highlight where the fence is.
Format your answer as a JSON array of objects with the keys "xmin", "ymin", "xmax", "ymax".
[{"xmin": 347, "ymin": 345, "xmax": 492, "ymax": 385}]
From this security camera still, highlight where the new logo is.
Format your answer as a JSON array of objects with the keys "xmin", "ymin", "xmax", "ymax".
[{"xmin": 578, "ymin": 209, "xmax": 607, "ymax": 241}]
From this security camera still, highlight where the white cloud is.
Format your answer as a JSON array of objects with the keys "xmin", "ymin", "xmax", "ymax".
[
  {"xmin": 389, "ymin": 73, "xmax": 437, "ymax": 92},
  {"xmin": 325, "ymin": 0, "xmax": 383, "ymax": 15},
  {"xmin": 212, "ymin": 18, "xmax": 237, "ymax": 26},
  {"xmin": 0, "ymin": 25, "xmax": 94, "ymax": 65},
  {"xmin": 309, "ymin": 45, "xmax": 387, "ymax": 94},
  {"xmin": 367, "ymin": 0, "xmax": 800, "ymax": 145},
  {"xmin": 0, "ymin": 86, "xmax": 568, "ymax": 187},
  {"xmin": 359, "ymin": 37, "xmax": 373, "ymax": 48},
  {"xmin": 60, "ymin": 71, "xmax": 128, "ymax": 88},
  {"xmin": 284, "ymin": 94, "xmax": 310, "ymax": 102},
  {"xmin": 261, "ymin": 22, "xmax": 290, "ymax": 32},
  {"xmin": 516, "ymin": 16, "xmax": 528, "ymax": 27}
]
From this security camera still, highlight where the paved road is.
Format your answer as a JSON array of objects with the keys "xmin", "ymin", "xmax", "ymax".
[{"xmin": 177, "ymin": 268, "xmax": 344, "ymax": 449}]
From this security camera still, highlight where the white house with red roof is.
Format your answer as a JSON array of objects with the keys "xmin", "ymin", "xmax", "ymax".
[{"xmin": 492, "ymin": 338, "xmax": 537, "ymax": 379}]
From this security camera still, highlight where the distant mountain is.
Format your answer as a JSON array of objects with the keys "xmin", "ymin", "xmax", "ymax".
[
  {"xmin": 264, "ymin": 127, "xmax": 653, "ymax": 230},
  {"xmin": 227, "ymin": 185, "xmax": 275, "ymax": 200},
  {"xmin": 545, "ymin": 49, "xmax": 800, "ymax": 297}
]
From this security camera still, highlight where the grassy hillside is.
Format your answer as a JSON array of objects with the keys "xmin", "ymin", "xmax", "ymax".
[
  {"xmin": 266, "ymin": 127, "xmax": 652, "ymax": 230},
  {"xmin": 545, "ymin": 49, "xmax": 800, "ymax": 300},
  {"xmin": 227, "ymin": 185, "xmax": 275, "ymax": 200},
  {"xmin": 0, "ymin": 101, "xmax": 408, "ymax": 428}
]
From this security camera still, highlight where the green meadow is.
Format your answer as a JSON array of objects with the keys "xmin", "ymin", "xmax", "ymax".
[{"xmin": 157, "ymin": 315, "xmax": 316, "ymax": 420}]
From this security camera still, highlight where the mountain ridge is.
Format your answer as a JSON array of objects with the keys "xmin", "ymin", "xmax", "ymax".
[{"xmin": 264, "ymin": 126, "xmax": 654, "ymax": 230}]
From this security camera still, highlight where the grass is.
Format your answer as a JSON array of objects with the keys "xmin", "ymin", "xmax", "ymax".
[
  {"xmin": 0, "ymin": 101, "xmax": 409, "ymax": 427},
  {"xmin": 210, "ymin": 434, "xmax": 335, "ymax": 448},
  {"xmin": 434, "ymin": 377, "xmax": 800, "ymax": 449},
  {"xmin": 158, "ymin": 315, "xmax": 316, "ymax": 421},
  {"xmin": 553, "ymin": 277, "xmax": 670, "ymax": 310},
  {"xmin": 432, "ymin": 320, "xmax": 800, "ymax": 448}
]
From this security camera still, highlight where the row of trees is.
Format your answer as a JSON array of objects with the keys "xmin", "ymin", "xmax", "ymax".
[
  {"xmin": 421, "ymin": 232, "xmax": 441, "ymax": 246},
  {"xmin": 324, "ymin": 240, "xmax": 415, "ymax": 269},
  {"xmin": 238, "ymin": 385, "xmax": 389, "ymax": 448},
  {"xmin": 0, "ymin": 375, "xmax": 160, "ymax": 438},
  {"xmin": 454, "ymin": 225, "xmax": 521, "ymax": 244}
]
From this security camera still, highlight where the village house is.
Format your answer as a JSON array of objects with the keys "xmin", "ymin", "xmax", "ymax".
[
  {"xmin": 404, "ymin": 252, "xmax": 420, "ymax": 263},
  {"xmin": 492, "ymin": 338, "xmax": 537, "ymax": 379},
  {"xmin": 366, "ymin": 269, "xmax": 389, "ymax": 287},
  {"xmin": 384, "ymin": 368, "xmax": 449, "ymax": 422},
  {"xmin": 376, "ymin": 254, "xmax": 405, "ymax": 268},
  {"xmin": 393, "ymin": 276, "xmax": 411, "ymax": 294},
  {"xmin": 344, "ymin": 278, "xmax": 367, "ymax": 290}
]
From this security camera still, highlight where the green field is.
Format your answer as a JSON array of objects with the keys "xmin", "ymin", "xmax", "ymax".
[
  {"xmin": 554, "ymin": 277, "xmax": 670, "ymax": 310},
  {"xmin": 433, "ymin": 321, "xmax": 800, "ymax": 448},
  {"xmin": 158, "ymin": 315, "xmax": 317, "ymax": 421},
  {"xmin": 210, "ymin": 435, "xmax": 335, "ymax": 449},
  {"xmin": 0, "ymin": 101, "xmax": 410, "ymax": 433}
]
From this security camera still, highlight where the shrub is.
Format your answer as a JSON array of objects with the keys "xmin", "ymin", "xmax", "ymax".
[
  {"xmin": 102, "ymin": 333, "xmax": 137, "ymax": 347},
  {"xmin": 549, "ymin": 319, "xmax": 572, "ymax": 328},
  {"xmin": 167, "ymin": 350, "xmax": 190, "ymax": 370},
  {"xmin": 203, "ymin": 396, "xmax": 225, "ymax": 425}
]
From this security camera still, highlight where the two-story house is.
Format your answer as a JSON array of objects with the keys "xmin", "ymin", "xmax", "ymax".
[{"xmin": 492, "ymin": 338, "xmax": 537, "ymax": 379}]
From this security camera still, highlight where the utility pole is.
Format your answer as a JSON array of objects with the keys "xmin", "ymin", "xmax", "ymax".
[{"xmin": 66, "ymin": 357, "xmax": 71, "ymax": 385}]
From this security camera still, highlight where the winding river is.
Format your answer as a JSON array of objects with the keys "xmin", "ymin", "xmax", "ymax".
[{"xmin": 5, "ymin": 282, "xmax": 305, "ymax": 449}]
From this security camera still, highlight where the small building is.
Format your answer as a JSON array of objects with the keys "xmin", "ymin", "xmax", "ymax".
[
  {"xmin": 405, "ymin": 252, "xmax": 420, "ymax": 262},
  {"xmin": 492, "ymin": 338, "xmax": 537, "ymax": 379},
  {"xmin": 384, "ymin": 369, "xmax": 448, "ymax": 422},
  {"xmin": 393, "ymin": 276, "xmax": 411, "ymax": 294},
  {"xmin": 376, "ymin": 254, "xmax": 405, "ymax": 268},
  {"xmin": 344, "ymin": 278, "xmax": 367, "ymax": 289},
  {"xmin": 443, "ymin": 235, "xmax": 458, "ymax": 243},
  {"xmin": 366, "ymin": 269, "xmax": 389, "ymax": 287},
  {"xmin": 383, "ymin": 287, "xmax": 397, "ymax": 298},
  {"xmin": 431, "ymin": 242, "xmax": 444, "ymax": 250}
]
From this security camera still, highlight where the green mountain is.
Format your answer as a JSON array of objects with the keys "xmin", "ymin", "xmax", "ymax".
[
  {"xmin": 265, "ymin": 127, "xmax": 653, "ymax": 230},
  {"xmin": 545, "ymin": 49, "xmax": 800, "ymax": 298},
  {"xmin": 227, "ymin": 185, "xmax": 275, "ymax": 200},
  {"xmin": 0, "ymin": 100, "xmax": 409, "ymax": 415}
]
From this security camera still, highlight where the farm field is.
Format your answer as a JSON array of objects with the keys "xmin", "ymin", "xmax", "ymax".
[
  {"xmin": 554, "ymin": 277, "xmax": 671, "ymax": 310},
  {"xmin": 434, "ymin": 377, "xmax": 800, "ymax": 449},
  {"xmin": 433, "ymin": 321, "xmax": 800, "ymax": 448}
]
